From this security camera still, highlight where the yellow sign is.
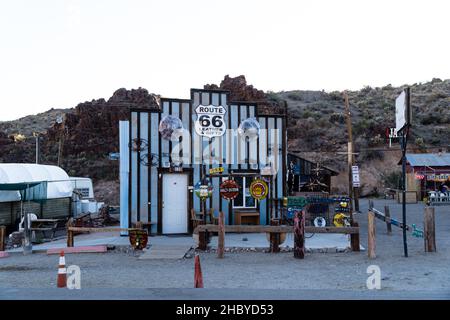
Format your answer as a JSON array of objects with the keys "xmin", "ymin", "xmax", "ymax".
[
  {"xmin": 250, "ymin": 179, "xmax": 269, "ymax": 201},
  {"xmin": 209, "ymin": 167, "xmax": 224, "ymax": 175}
]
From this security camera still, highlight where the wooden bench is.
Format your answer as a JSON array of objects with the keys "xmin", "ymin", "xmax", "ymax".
[
  {"xmin": 30, "ymin": 219, "xmax": 59, "ymax": 242},
  {"xmin": 234, "ymin": 210, "xmax": 260, "ymax": 225}
]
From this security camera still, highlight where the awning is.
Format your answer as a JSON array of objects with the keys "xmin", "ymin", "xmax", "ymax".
[{"xmin": 0, "ymin": 181, "xmax": 48, "ymax": 201}]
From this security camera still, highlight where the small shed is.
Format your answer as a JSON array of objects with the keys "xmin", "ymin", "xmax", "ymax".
[
  {"xmin": 402, "ymin": 152, "xmax": 450, "ymax": 199},
  {"xmin": 0, "ymin": 164, "xmax": 73, "ymax": 229}
]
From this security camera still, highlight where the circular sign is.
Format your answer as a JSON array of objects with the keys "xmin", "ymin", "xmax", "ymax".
[
  {"xmin": 129, "ymin": 229, "xmax": 148, "ymax": 250},
  {"xmin": 194, "ymin": 179, "xmax": 213, "ymax": 201},
  {"xmin": 314, "ymin": 216, "xmax": 326, "ymax": 227},
  {"xmin": 159, "ymin": 115, "xmax": 183, "ymax": 141},
  {"xmin": 219, "ymin": 179, "xmax": 240, "ymax": 200},
  {"xmin": 249, "ymin": 179, "xmax": 269, "ymax": 201},
  {"xmin": 238, "ymin": 117, "xmax": 260, "ymax": 139},
  {"xmin": 333, "ymin": 213, "xmax": 349, "ymax": 227}
]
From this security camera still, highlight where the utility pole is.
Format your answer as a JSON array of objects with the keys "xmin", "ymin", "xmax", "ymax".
[
  {"xmin": 400, "ymin": 87, "xmax": 411, "ymax": 258},
  {"xmin": 343, "ymin": 92, "xmax": 360, "ymax": 213},
  {"xmin": 33, "ymin": 132, "xmax": 39, "ymax": 164}
]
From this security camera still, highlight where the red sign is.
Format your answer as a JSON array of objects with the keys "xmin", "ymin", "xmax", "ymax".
[{"xmin": 219, "ymin": 180, "xmax": 240, "ymax": 200}]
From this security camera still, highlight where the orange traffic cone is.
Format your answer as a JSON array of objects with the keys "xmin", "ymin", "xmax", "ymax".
[
  {"xmin": 194, "ymin": 254, "xmax": 204, "ymax": 288},
  {"xmin": 57, "ymin": 251, "xmax": 67, "ymax": 288}
]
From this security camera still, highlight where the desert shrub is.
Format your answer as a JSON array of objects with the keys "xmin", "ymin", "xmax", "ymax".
[
  {"xmin": 360, "ymin": 149, "xmax": 384, "ymax": 161},
  {"xmin": 421, "ymin": 114, "xmax": 441, "ymax": 125},
  {"xmin": 302, "ymin": 110, "xmax": 313, "ymax": 119},
  {"xmin": 329, "ymin": 91, "xmax": 342, "ymax": 101},
  {"xmin": 287, "ymin": 92, "xmax": 303, "ymax": 101},
  {"xmin": 415, "ymin": 137, "xmax": 425, "ymax": 148},
  {"xmin": 329, "ymin": 112, "xmax": 346, "ymax": 124},
  {"xmin": 382, "ymin": 171, "xmax": 402, "ymax": 189}
]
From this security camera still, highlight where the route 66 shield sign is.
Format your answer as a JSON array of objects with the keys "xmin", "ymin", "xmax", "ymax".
[{"xmin": 194, "ymin": 104, "xmax": 226, "ymax": 138}]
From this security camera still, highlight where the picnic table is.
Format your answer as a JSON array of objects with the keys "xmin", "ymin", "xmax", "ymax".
[{"xmin": 30, "ymin": 219, "xmax": 59, "ymax": 242}]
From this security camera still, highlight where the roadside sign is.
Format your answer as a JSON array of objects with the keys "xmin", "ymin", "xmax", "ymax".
[
  {"xmin": 219, "ymin": 179, "xmax": 240, "ymax": 200},
  {"xmin": 209, "ymin": 167, "xmax": 224, "ymax": 175},
  {"xmin": 194, "ymin": 104, "xmax": 226, "ymax": 138},
  {"xmin": 249, "ymin": 179, "xmax": 269, "ymax": 201},
  {"xmin": 352, "ymin": 165, "xmax": 360, "ymax": 187}
]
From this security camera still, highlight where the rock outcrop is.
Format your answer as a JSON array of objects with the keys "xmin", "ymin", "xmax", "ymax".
[{"xmin": 204, "ymin": 75, "xmax": 284, "ymax": 114}]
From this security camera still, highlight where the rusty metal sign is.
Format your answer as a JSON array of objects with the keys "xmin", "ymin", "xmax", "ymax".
[{"xmin": 219, "ymin": 179, "xmax": 240, "ymax": 200}]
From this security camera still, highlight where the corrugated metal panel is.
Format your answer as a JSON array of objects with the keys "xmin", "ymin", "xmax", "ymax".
[
  {"xmin": 42, "ymin": 198, "xmax": 71, "ymax": 218},
  {"xmin": 130, "ymin": 112, "xmax": 138, "ymax": 224},
  {"xmin": 0, "ymin": 202, "xmax": 12, "ymax": 225},
  {"xmin": 406, "ymin": 153, "xmax": 450, "ymax": 167},
  {"xmin": 139, "ymin": 112, "xmax": 149, "ymax": 222}
]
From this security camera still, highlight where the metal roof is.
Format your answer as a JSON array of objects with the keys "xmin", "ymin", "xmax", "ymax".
[{"xmin": 405, "ymin": 153, "xmax": 450, "ymax": 167}]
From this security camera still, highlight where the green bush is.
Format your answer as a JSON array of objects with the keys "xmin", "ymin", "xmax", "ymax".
[{"xmin": 382, "ymin": 171, "xmax": 402, "ymax": 189}]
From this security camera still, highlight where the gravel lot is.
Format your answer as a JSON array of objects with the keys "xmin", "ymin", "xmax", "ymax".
[{"xmin": 1, "ymin": 199, "xmax": 449, "ymax": 292}]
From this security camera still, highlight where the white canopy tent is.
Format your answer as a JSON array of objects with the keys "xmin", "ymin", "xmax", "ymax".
[{"xmin": 0, "ymin": 164, "xmax": 73, "ymax": 202}]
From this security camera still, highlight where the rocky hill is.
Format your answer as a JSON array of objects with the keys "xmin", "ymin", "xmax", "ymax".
[{"xmin": 1, "ymin": 76, "xmax": 449, "ymax": 203}]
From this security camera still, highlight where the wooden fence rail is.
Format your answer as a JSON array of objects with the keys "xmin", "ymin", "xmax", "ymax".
[{"xmin": 194, "ymin": 224, "xmax": 359, "ymax": 251}]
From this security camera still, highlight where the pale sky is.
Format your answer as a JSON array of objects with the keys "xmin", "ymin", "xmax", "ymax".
[{"xmin": 1, "ymin": 0, "xmax": 449, "ymax": 121}]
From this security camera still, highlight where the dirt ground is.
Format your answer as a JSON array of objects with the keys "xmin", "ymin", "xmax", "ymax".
[{"xmin": 1, "ymin": 199, "xmax": 449, "ymax": 292}]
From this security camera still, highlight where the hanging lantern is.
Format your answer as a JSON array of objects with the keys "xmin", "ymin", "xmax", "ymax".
[
  {"xmin": 238, "ymin": 117, "xmax": 260, "ymax": 139},
  {"xmin": 158, "ymin": 115, "xmax": 183, "ymax": 141}
]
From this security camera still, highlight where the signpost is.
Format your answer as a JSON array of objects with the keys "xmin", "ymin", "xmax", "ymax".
[{"xmin": 396, "ymin": 87, "xmax": 412, "ymax": 257}]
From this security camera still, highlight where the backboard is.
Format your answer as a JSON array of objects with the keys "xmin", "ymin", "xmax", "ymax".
[{"xmin": 395, "ymin": 88, "xmax": 411, "ymax": 133}]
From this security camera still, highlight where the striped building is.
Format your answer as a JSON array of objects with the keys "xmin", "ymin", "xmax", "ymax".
[{"xmin": 124, "ymin": 88, "xmax": 287, "ymax": 234}]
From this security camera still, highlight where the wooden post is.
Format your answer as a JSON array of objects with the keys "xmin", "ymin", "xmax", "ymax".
[
  {"xmin": 270, "ymin": 219, "xmax": 280, "ymax": 253},
  {"xmin": 344, "ymin": 92, "xmax": 359, "ymax": 214},
  {"xmin": 368, "ymin": 210, "xmax": 376, "ymax": 259},
  {"xmin": 350, "ymin": 221, "xmax": 360, "ymax": 251},
  {"xmin": 217, "ymin": 211, "xmax": 225, "ymax": 258},
  {"xmin": 135, "ymin": 221, "xmax": 143, "ymax": 230},
  {"xmin": 384, "ymin": 206, "xmax": 392, "ymax": 235},
  {"xmin": 198, "ymin": 231, "xmax": 207, "ymax": 251},
  {"xmin": 0, "ymin": 226, "xmax": 5, "ymax": 251},
  {"xmin": 424, "ymin": 207, "xmax": 436, "ymax": 252},
  {"xmin": 293, "ymin": 210, "xmax": 305, "ymax": 259},
  {"xmin": 66, "ymin": 218, "xmax": 74, "ymax": 247}
]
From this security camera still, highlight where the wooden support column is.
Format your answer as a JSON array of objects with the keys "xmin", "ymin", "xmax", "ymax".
[
  {"xmin": 0, "ymin": 226, "xmax": 5, "ymax": 251},
  {"xmin": 384, "ymin": 206, "xmax": 392, "ymax": 235},
  {"xmin": 424, "ymin": 207, "xmax": 436, "ymax": 252},
  {"xmin": 368, "ymin": 210, "xmax": 376, "ymax": 259},
  {"xmin": 217, "ymin": 211, "xmax": 225, "ymax": 258},
  {"xmin": 293, "ymin": 210, "xmax": 305, "ymax": 259},
  {"xmin": 350, "ymin": 221, "xmax": 360, "ymax": 251}
]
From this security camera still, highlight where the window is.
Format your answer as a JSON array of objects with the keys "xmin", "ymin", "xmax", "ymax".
[{"xmin": 231, "ymin": 176, "xmax": 257, "ymax": 209}]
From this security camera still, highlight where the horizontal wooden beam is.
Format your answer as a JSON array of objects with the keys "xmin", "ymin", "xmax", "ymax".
[
  {"xmin": 68, "ymin": 227, "xmax": 140, "ymax": 233},
  {"xmin": 194, "ymin": 224, "xmax": 359, "ymax": 235}
]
